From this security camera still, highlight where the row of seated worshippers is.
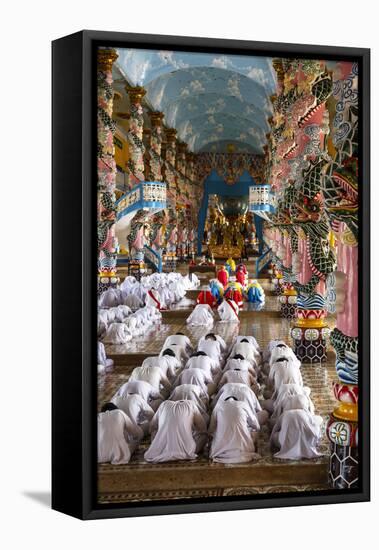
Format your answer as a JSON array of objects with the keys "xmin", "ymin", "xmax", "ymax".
[
  {"xmin": 98, "ymin": 332, "xmax": 271, "ymax": 465},
  {"xmin": 261, "ymin": 340, "xmax": 324, "ymax": 459},
  {"xmin": 186, "ymin": 298, "xmax": 241, "ymax": 327}
]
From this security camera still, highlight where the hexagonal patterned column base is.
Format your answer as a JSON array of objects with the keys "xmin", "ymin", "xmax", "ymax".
[
  {"xmin": 329, "ymin": 443, "xmax": 359, "ymax": 489},
  {"xmin": 293, "ymin": 337, "xmax": 328, "ymax": 363}
]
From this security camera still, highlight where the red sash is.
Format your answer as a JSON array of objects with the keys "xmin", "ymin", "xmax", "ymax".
[
  {"xmin": 226, "ymin": 299, "xmax": 239, "ymax": 319},
  {"xmin": 148, "ymin": 290, "xmax": 161, "ymax": 309}
]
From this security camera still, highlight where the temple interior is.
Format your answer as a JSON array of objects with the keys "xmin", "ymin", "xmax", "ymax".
[{"xmin": 97, "ymin": 48, "xmax": 358, "ymax": 504}]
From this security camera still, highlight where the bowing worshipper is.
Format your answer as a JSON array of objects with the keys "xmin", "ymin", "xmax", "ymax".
[
  {"xmin": 113, "ymin": 304, "xmax": 132, "ymax": 322},
  {"xmin": 209, "ymin": 396, "xmax": 261, "ymax": 463},
  {"xmin": 263, "ymin": 339, "xmax": 287, "ymax": 363},
  {"xmin": 225, "ymin": 257, "xmax": 236, "ymax": 275},
  {"xmin": 98, "ymin": 341, "xmax": 114, "ymax": 374},
  {"xmin": 270, "ymin": 396, "xmax": 323, "ymax": 460},
  {"xmin": 145, "ymin": 286, "xmax": 165, "ymax": 310},
  {"xmin": 197, "ymin": 334, "xmax": 223, "ymax": 363},
  {"xmin": 218, "ymin": 366, "xmax": 259, "ymax": 395},
  {"xmin": 217, "ymin": 265, "xmax": 229, "ymax": 288},
  {"xmin": 123, "ymin": 293, "xmax": 144, "ymax": 311},
  {"xmin": 223, "ymin": 354, "xmax": 258, "ymax": 378},
  {"xmin": 112, "ymin": 379, "xmax": 163, "ymax": 411},
  {"xmin": 98, "ymin": 403, "xmax": 143, "ymax": 465},
  {"xmin": 185, "ymin": 351, "xmax": 221, "ymax": 379},
  {"xmin": 186, "ymin": 303, "xmax": 214, "ymax": 326},
  {"xmin": 224, "ymin": 282, "xmax": 244, "ymax": 308},
  {"xmin": 129, "ymin": 365, "xmax": 171, "ymax": 396},
  {"xmin": 235, "ymin": 334, "xmax": 260, "ymax": 351},
  {"xmin": 111, "ymin": 393, "xmax": 155, "ymax": 436},
  {"xmin": 102, "ymin": 322, "xmax": 133, "ymax": 345},
  {"xmin": 246, "ymin": 280, "xmax": 265, "ymax": 303},
  {"xmin": 267, "ymin": 358, "xmax": 304, "ymax": 401},
  {"xmin": 142, "ymin": 349, "xmax": 182, "ymax": 381},
  {"xmin": 230, "ymin": 339, "xmax": 260, "ymax": 367},
  {"xmin": 269, "ymin": 342, "xmax": 301, "ymax": 369},
  {"xmin": 199, "ymin": 332, "xmax": 228, "ymax": 355},
  {"xmin": 196, "ymin": 288, "xmax": 218, "ymax": 308},
  {"xmin": 159, "ymin": 343, "xmax": 189, "ymax": 364},
  {"xmin": 209, "ymin": 279, "xmax": 224, "ymax": 304},
  {"xmin": 144, "ymin": 400, "xmax": 208, "ymax": 463},
  {"xmin": 173, "ymin": 366, "xmax": 213, "ymax": 397},
  {"xmin": 217, "ymin": 298, "xmax": 240, "ymax": 323},
  {"xmin": 169, "ymin": 384, "xmax": 209, "ymax": 422},
  {"xmin": 212, "ymin": 382, "xmax": 268, "ymax": 426},
  {"xmin": 98, "ymin": 288, "xmax": 123, "ymax": 308},
  {"xmin": 235, "ymin": 264, "xmax": 248, "ymax": 288},
  {"xmin": 271, "ymin": 384, "xmax": 314, "ymax": 424},
  {"xmin": 163, "ymin": 333, "xmax": 193, "ymax": 355}
]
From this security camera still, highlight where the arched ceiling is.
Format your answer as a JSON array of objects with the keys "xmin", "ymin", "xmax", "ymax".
[{"xmin": 116, "ymin": 49, "xmax": 277, "ymax": 153}]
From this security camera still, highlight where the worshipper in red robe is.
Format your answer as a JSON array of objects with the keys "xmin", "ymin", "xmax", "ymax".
[
  {"xmin": 235, "ymin": 264, "xmax": 248, "ymax": 288},
  {"xmin": 224, "ymin": 285, "xmax": 243, "ymax": 308},
  {"xmin": 196, "ymin": 289, "xmax": 217, "ymax": 308},
  {"xmin": 217, "ymin": 265, "xmax": 229, "ymax": 288}
]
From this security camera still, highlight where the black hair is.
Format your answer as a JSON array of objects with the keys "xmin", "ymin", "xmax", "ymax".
[
  {"xmin": 276, "ymin": 357, "xmax": 288, "ymax": 363},
  {"xmin": 196, "ymin": 351, "xmax": 207, "ymax": 357},
  {"xmin": 225, "ymin": 396, "xmax": 238, "ymax": 401},
  {"xmin": 176, "ymin": 332, "xmax": 185, "ymax": 336},
  {"xmin": 101, "ymin": 402, "xmax": 118, "ymax": 413},
  {"xmin": 276, "ymin": 343, "xmax": 287, "ymax": 348},
  {"xmin": 233, "ymin": 368, "xmax": 241, "ymax": 371},
  {"xmin": 240, "ymin": 338, "xmax": 249, "ymax": 343},
  {"xmin": 233, "ymin": 354, "xmax": 245, "ymax": 360},
  {"xmin": 205, "ymin": 333, "xmax": 217, "ymax": 341},
  {"xmin": 162, "ymin": 348, "xmax": 176, "ymax": 357}
]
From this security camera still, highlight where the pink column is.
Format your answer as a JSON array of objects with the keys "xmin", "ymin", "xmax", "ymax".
[
  {"xmin": 336, "ymin": 225, "xmax": 358, "ymax": 337},
  {"xmin": 283, "ymin": 235, "xmax": 292, "ymax": 268},
  {"xmin": 298, "ymin": 237, "xmax": 313, "ymax": 284}
]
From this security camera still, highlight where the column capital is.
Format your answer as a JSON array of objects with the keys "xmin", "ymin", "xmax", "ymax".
[
  {"xmin": 126, "ymin": 85, "xmax": 146, "ymax": 104},
  {"xmin": 149, "ymin": 111, "xmax": 165, "ymax": 127},
  {"xmin": 97, "ymin": 48, "xmax": 118, "ymax": 72},
  {"xmin": 165, "ymin": 128, "xmax": 178, "ymax": 142}
]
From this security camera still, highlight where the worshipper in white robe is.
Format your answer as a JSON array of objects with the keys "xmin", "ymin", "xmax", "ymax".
[
  {"xmin": 113, "ymin": 304, "xmax": 132, "ymax": 322},
  {"xmin": 98, "ymin": 288, "xmax": 123, "ymax": 308},
  {"xmin": 174, "ymin": 367, "xmax": 213, "ymax": 397},
  {"xmin": 271, "ymin": 384, "xmax": 314, "ymax": 423},
  {"xmin": 159, "ymin": 344, "xmax": 188, "ymax": 364},
  {"xmin": 269, "ymin": 343, "xmax": 301, "ymax": 370},
  {"xmin": 199, "ymin": 333, "xmax": 228, "ymax": 355},
  {"xmin": 129, "ymin": 365, "xmax": 171, "ymax": 395},
  {"xmin": 111, "ymin": 394, "xmax": 155, "ymax": 436},
  {"xmin": 185, "ymin": 351, "xmax": 220, "ymax": 377},
  {"xmin": 186, "ymin": 304, "xmax": 214, "ymax": 326},
  {"xmin": 223, "ymin": 355, "xmax": 258, "ymax": 378},
  {"xmin": 169, "ymin": 384, "xmax": 209, "ymax": 422},
  {"xmin": 230, "ymin": 340, "xmax": 260, "ymax": 367},
  {"xmin": 235, "ymin": 335, "xmax": 260, "ymax": 351},
  {"xmin": 122, "ymin": 293, "xmax": 144, "ymax": 311},
  {"xmin": 102, "ymin": 322, "xmax": 133, "ymax": 344},
  {"xmin": 268, "ymin": 357, "xmax": 303, "ymax": 393},
  {"xmin": 98, "ymin": 403, "xmax": 143, "ymax": 465},
  {"xmin": 144, "ymin": 400, "xmax": 208, "ymax": 463},
  {"xmin": 145, "ymin": 287, "xmax": 165, "ymax": 310},
  {"xmin": 98, "ymin": 341, "xmax": 114, "ymax": 373},
  {"xmin": 163, "ymin": 333, "xmax": 193, "ymax": 355},
  {"xmin": 263, "ymin": 339, "xmax": 287, "ymax": 363},
  {"xmin": 212, "ymin": 382, "xmax": 267, "ymax": 425},
  {"xmin": 209, "ymin": 397, "xmax": 261, "ymax": 463},
  {"xmin": 197, "ymin": 337, "xmax": 223, "ymax": 363},
  {"xmin": 142, "ymin": 349, "xmax": 182, "ymax": 380},
  {"xmin": 217, "ymin": 299, "xmax": 240, "ymax": 323},
  {"xmin": 112, "ymin": 380, "xmax": 163, "ymax": 411},
  {"xmin": 270, "ymin": 396, "xmax": 323, "ymax": 460},
  {"xmin": 218, "ymin": 368, "xmax": 259, "ymax": 395}
]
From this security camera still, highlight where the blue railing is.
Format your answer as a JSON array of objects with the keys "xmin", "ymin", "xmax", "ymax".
[
  {"xmin": 116, "ymin": 181, "xmax": 167, "ymax": 221},
  {"xmin": 255, "ymin": 248, "xmax": 273, "ymax": 275},
  {"xmin": 143, "ymin": 245, "xmax": 163, "ymax": 273}
]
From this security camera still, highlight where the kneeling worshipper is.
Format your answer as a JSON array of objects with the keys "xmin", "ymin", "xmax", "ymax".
[
  {"xmin": 217, "ymin": 298, "xmax": 240, "ymax": 323},
  {"xmin": 186, "ymin": 304, "xmax": 214, "ymax": 326},
  {"xmin": 173, "ymin": 366, "xmax": 213, "ymax": 397},
  {"xmin": 217, "ymin": 264, "xmax": 229, "ymax": 288},
  {"xmin": 111, "ymin": 393, "xmax": 155, "ymax": 436},
  {"xmin": 196, "ymin": 288, "xmax": 218, "ymax": 308},
  {"xmin": 98, "ymin": 403, "xmax": 144, "ymax": 465},
  {"xmin": 219, "ymin": 364, "xmax": 259, "ymax": 395},
  {"xmin": 145, "ymin": 286, "xmax": 165, "ymax": 310},
  {"xmin": 224, "ymin": 282, "xmax": 244, "ymax": 308},
  {"xmin": 142, "ymin": 349, "xmax": 182, "ymax": 381},
  {"xmin": 230, "ymin": 339, "xmax": 260, "ymax": 367},
  {"xmin": 246, "ymin": 280, "xmax": 265, "ymax": 303},
  {"xmin": 144, "ymin": 400, "xmax": 208, "ymax": 463},
  {"xmin": 223, "ymin": 354, "xmax": 257, "ymax": 377},
  {"xmin": 225, "ymin": 257, "xmax": 236, "ymax": 275},
  {"xmin": 123, "ymin": 293, "xmax": 144, "ymax": 311},
  {"xmin": 235, "ymin": 263, "xmax": 248, "ymax": 288},
  {"xmin": 198, "ymin": 333, "xmax": 228, "ymax": 355},
  {"xmin": 235, "ymin": 334, "xmax": 260, "ymax": 350},
  {"xmin": 270, "ymin": 396, "xmax": 323, "ymax": 460},
  {"xmin": 112, "ymin": 379, "xmax": 163, "ymax": 411},
  {"xmin": 270, "ymin": 384, "xmax": 314, "ymax": 424},
  {"xmin": 98, "ymin": 341, "xmax": 114, "ymax": 374},
  {"xmin": 212, "ymin": 382, "xmax": 268, "ymax": 426},
  {"xmin": 263, "ymin": 339, "xmax": 287, "ymax": 363},
  {"xmin": 163, "ymin": 333, "xmax": 193, "ymax": 355},
  {"xmin": 269, "ymin": 342, "xmax": 301, "ymax": 369},
  {"xmin": 102, "ymin": 322, "xmax": 133, "ymax": 345},
  {"xmin": 268, "ymin": 356, "xmax": 303, "ymax": 391},
  {"xmin": 185, "ymin": 351, "xmax": 221, "ymax": 379},
  {"xmin": 129, "ymin": 365, "xmax": 171, "ymax": 395},
  {"xmin": 209, "ymin": 396, "xmax": 261, "ymax": 463},
  {"xmin": 197, "ymin": 335, "xmax": 223, "ymax": 363},
  {"xmin": 209, "ymin": 279, "xmax": 224, "ymax": 304},
  {"xmin": 169, "ymin": 384, "xmax": 209, "ymax": 422}
]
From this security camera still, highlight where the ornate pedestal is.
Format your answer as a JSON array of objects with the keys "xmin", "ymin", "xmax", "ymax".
[
  {"xmin": 272, "ymin": 274, "xmax": 284, "ymax": 295},
  {"xmin": 291, "ymin": 309, "xmax": 330, "ymax": 363},
  {"xmin": 279, "ymin": 286, "xmax": 297, "ymax": 320},
  {"xmin": 327, "ymin": 382, "xmax": 359, "ymax": 488}
]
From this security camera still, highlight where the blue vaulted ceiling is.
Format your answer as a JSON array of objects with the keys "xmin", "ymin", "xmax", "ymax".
[{"xmin": 116, "ymin": 49, "xmax": 277, "ymax": 153}]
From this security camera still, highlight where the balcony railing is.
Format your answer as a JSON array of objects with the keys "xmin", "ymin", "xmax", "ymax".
[
  {"xmin": 116, "ymin": 181, "xmax": 167, "ymax": 221},
  {"xmin": 249, "ymin": 185, "xmax": 277, "ymax": 216}
]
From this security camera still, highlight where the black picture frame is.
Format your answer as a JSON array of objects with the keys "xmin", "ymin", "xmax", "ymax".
[{"xmin": 52, "ymin": 30, "xmax": 370, "ymax": 520}]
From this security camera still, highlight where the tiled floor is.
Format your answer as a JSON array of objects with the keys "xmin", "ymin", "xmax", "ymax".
[{"xmin": 98, "ymin": 268, "xmax": 338, "ymax": 503}]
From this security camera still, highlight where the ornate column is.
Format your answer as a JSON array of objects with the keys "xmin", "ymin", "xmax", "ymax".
[
  {"xmin": 149, "ymin": 111, "xmax": 164, "ymax": 182},
  {"xmin": 126, "ymin": 85, "xmax": 146, "ymax": 186},
  {"xmin": 164, "ymin": 129, "xmax": 178, "ymax": 261},
  {"xmin": 97, "ymin": 48, "xmax": 119, "ymax": 294}
]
